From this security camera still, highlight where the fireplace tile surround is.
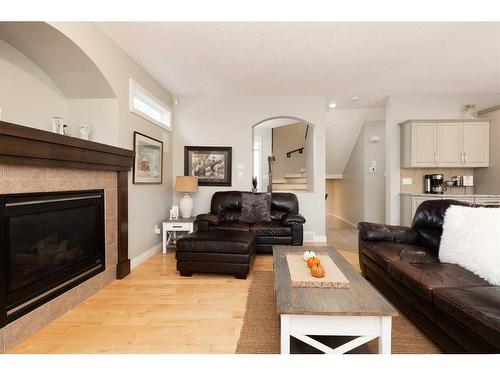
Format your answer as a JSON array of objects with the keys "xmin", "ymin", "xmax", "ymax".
[{"xmin": 0, "ymin": 162, "xmax": 118, "ymax": 353}]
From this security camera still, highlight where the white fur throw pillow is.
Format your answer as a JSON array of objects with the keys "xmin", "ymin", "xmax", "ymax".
[{"xmin": 439, "ymin": 205, "xmax": 500, "ymax": 286}]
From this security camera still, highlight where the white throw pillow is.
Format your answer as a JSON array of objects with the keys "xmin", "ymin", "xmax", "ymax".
[{"xmin": 439, "ymin": 205, "xmax": 500, "ymax": 286}]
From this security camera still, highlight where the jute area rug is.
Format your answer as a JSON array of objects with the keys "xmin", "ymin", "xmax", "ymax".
[{"xmin": 236, "ymin": 271, "xmax": 442, "ymax": 354}]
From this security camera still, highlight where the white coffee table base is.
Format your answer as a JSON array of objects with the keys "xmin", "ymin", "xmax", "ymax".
[{"xmin": 280, "ymin": 314, "xmax": 391, "ymax": 354}]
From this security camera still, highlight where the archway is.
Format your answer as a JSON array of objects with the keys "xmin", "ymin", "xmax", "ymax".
[{"xmin": 252, "ymin": 116, "xmax": 315, "ymax": 193}]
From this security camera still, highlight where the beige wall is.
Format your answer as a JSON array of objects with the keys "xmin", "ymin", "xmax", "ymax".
[
  {"xmin": 272, "ymin": 122, "xmax": 307, "ymax": 179},
  {"xmin": 326, "ymin": 108, "xmax": 385, "ymax": 177},
  {"xmin": 326, "ymin": 121, "xmax": 385, "ymax": 225},
  {"xmin": 476, "ymin": 108, "xmax": 500, "ymax": 194},
  {"xmin": 253, "ymin": 125, "xmax": 272, "ymax": 192},
  {"xmin": 0, "ymin": 39, "xmax": 67, "ymax": 128},
  {"xmin": 325, "ymin": 178, "xmax": 341, "ymax": 216},
  {"xmin": 363, "ymin": 121, "xmax": 386, "ymax": 223},
  {"xmin": 174, "ymin": 95, "xmax": 327, "ymax": 241},
  {"xmin": 66, "ymin": 98, "xmax": 119, "ymax": 146},
  {"xmin": 400, "ymin": 168, "xmax": 475, "ymax": 194},
  {"xmin": 329, "ymin": 125, "xmax": 366, "ymax": 226}
]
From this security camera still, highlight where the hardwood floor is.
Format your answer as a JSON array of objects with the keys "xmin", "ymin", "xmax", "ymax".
[{"xmin": 10, "ymin": 239, "xmax": 360, "ymax": 353}]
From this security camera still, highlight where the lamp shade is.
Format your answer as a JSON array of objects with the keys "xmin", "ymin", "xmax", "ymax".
[{"xmin": 175, "ymin": 176, "xmax": 198, "ymax": 193}]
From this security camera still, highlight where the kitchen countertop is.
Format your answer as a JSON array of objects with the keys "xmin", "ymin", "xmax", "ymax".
[{"xmin": 400, "ymin": 193, "xmax": 500, "ymax": 198}]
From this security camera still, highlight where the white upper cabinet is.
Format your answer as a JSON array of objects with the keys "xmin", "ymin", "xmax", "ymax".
[
  {"xmin": 400, "ymin": 120, "xmax": 490, "ymax": 168},
  {"xmin": 411, "ymin": 123, "xmax": 437, "ymax": 167},
  {"xmin": 437, "ymin": 122, "xmax": 463, "ymax": 167},
  {"xmin": 463, "ymin": 122, "xmax": 489, "ymax": 167}
]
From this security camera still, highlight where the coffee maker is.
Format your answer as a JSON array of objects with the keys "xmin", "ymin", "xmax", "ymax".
[{"xmin": 425, "ymin": 174, "xmax": 444, "ymax": 194}]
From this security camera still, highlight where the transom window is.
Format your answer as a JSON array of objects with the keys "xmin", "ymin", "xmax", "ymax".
[{"xmin": 129, "ymin": 79, "xmax": 172, "ymax": 131}]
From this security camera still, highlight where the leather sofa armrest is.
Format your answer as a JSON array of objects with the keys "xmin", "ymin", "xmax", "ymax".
[
  {"xmin": 196, "ymin": 213, "xmax": 223, "ymax": 225},
  {"xmin": 281, "ymin": 213, "xmax": 306, "ymax": 225},
  {"xmin": 357, "ymin": 222, "xmax": 419, "ymax": 244}
]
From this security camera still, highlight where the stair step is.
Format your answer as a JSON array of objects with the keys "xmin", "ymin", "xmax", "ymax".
[
  {"xmin": 272, "ymin": 183, "xmax": 308, "ymax": 190},
  {"xmin": 285, "ymin": 173, "xmax": 306, "ymax": 178},
  {"xmin": 285, "ymin": 177, "xmax": 307, "ymax": 184},
  {"xmin": 272, "ymin": 178, "xmax": 287, "ymax": 184}
]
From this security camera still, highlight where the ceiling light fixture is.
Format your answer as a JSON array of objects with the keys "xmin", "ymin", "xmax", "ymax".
[
  {"xmin": 328, "ymin": 103, "xmax": 337, "ymax": 109},
  {"xmin": 351, "ymin": 96, "xmax": 360, "ymax": 101}
]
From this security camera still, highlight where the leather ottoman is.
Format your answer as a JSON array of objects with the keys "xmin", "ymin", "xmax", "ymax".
[{"xmin": 175, "ymin": 230, "xmax": 257, "ymax": 279}]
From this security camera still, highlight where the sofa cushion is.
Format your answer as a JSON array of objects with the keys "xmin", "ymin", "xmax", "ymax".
[
  {"xmin": 270, "ymin": 192, "xmax": 299, "ymax": 214},
  {"xmin": 388, "ymin": 261, "xmax": 490, "ymax": 302},
  {"xmin": 361, "ymin": 241, "xmax": 434, "ymax": 270},
  {"xmin": 439, "ymin": 205, "xmax": 500, "ymax": 286},
  {"xmin": 240, "ymin": 192, "xmax": 271, "ymax": 223},
  {"xmin": 250, "ymin": 221, "xmax": 291, "ymax": 236},
  {"xmin": 433, "ymin": 286, "xmax": 500, "ymax": 350},
  {"xmin": 176, "ymin": 230, "xmax": 256, "ymax": 254},
  {"xmin": 216, "ymin": 221, "xmax": 251, "ymax": 231}
]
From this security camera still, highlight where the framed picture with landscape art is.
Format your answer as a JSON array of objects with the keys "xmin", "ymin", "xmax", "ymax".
[
  {"xmin": 184, "ymin": 146, "xmax": 232, "ymax": 186},
  {"xmin": 133, "ymin": 132, "xmax": 163, "ymax": 184}
]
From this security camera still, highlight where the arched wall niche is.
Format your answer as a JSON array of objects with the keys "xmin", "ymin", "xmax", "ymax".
[
  {"xmin": 0, "ymin": 22, "xmax": 115, "ymax": 99},
  {"xmin": 0, "ymin": 22, "xmax": 119, "ymax": 145}
]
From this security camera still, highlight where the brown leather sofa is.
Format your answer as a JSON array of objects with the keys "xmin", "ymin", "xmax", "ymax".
[
  {"xmin": 196, "ymin": 191, "xmax": 306, "ymax": 254},
  {"xmin": 358, "ymin": 199, "xmax": 500, "ymax": 353}
]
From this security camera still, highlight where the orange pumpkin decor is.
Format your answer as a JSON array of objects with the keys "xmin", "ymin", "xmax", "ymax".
[
  {"xmin": 307, "ymin": 256, "xmax": 321, "ymax": 269},
  {"xmin": 311, "ymin": 265, "xmax": 326, "ymax": 278}
]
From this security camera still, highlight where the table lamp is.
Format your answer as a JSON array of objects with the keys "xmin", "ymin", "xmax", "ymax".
[{"xmin": 175, "ymin": 176, "xmax": 198, "ymax": 218}]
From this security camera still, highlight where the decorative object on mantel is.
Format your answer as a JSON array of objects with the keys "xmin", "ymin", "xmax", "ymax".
[
  {"xmin": 79, "ymin": 124, "xmax": 92, "ymax": 140},
  {"xmin": 464, "ymin": 104, "xmax": 478, "ymax": 119},
  {"xmin": 51, "ymin": 116, "xmax": 64, "ymax": 134},
  {"xmin": 184, "ymin": 146, "xmax": 232, "ymax": 186},
  {"xmin": 252, "ymin": 176, "xmax": 258, "ymax": 193},
  {"xmin": 133, "ymin": 131, "xmax": 163, "ymax": 184},
  {"xmin": 286, "ymin": 254, "xmax": 350, "ymax": 288},
  {"xmin": 175, "ymin": 176, "xmax": 198, "ymax": 218}
]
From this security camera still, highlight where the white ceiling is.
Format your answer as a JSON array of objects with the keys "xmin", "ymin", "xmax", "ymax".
[{"xmin": 97, "ymin": 22, "xmax": 500, "ymax": 103}]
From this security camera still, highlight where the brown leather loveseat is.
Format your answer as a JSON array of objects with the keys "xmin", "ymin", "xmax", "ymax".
[
  {"xmin": 196, "ymin": 191, "xmax": 306, "ymax": 254},
  {"xmin": 358, "ymin": 199, "xmax": 500, "ymax": 353}
]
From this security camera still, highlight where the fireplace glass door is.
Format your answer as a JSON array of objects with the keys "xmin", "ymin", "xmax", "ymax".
[{"xmin": 1, "ymin": 190, "xmax": 105, "ymax": 325}]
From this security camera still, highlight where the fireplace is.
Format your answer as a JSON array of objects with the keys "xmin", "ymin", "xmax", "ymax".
[{"xmin": 0, "ymin": 190, "xmax": 105, "ymax": 327}]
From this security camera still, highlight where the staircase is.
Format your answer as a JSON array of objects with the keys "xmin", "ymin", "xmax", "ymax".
[{"xmin": 272, "ymin": 169, "xmax": 308, "ymax": 192}]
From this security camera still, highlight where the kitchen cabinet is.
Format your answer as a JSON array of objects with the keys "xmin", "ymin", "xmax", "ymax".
[
  {"xmin": 400, "ymin": 120, "xmax": 490, "ymax": 168},
  {"xmin": 437, "ymin": 122, "xmax": 463, "ymax": 167},
  {"xmin": 411, "ymin": 123, "xmax": 438, "ymax": 167},
  {"xmin": 463, "ymin": 122, "xmax": 489, "ymax": 167}
]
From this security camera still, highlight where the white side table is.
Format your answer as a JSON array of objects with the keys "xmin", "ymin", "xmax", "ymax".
[{"xmin": 162, "ymin": 217, "xmax": 196, "ymax": 254}]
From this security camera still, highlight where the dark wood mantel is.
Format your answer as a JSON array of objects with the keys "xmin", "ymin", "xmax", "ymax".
[{"xmin": 0, "ymin": 120, "xmax": 135, "ymax": 279}]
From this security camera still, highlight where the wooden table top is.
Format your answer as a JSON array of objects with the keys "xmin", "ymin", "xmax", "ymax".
[{"xmin": 273, "ymin": 246, "xmax": 398, "ymax": 316}]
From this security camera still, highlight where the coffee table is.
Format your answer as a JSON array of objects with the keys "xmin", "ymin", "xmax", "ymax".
[{"xmin": 273, "ymin": 246, "xmax": 397, "ymax": 354}]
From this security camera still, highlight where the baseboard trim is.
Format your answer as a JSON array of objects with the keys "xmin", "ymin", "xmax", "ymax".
[
  {"xmin": 313, "ymin": 235, "xmax": 327, "ymax": 243},
  {"xmin": 303, "ymin": 231, "xmax": 327, "ymax": 243},
  {"xmin": 131, "ymin": 242, "xmax": 162, "ymax": 270}
]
